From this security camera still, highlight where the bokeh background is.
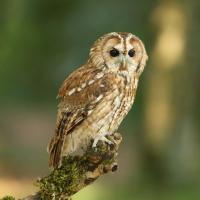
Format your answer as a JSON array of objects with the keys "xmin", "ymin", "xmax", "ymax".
[{"xmin": 0, "ymin": 0, "xmax": 200, "ymax": 199}]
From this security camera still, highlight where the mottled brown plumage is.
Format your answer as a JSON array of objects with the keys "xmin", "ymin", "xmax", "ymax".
[{"xmin": 48, "ymin": 32, "xmax": 148, "ymax": 169}]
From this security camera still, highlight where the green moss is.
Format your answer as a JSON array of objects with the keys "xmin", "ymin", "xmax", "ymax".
[
  {"xmin": 38, "ymin": 138, "xmax": 118, "ymax": 200},
  {"xmin": 38, "ymin": 156, "xmax": 86, "ymax": 200},
  {"xmin": 0, "ymin": 196, "xmax": 15, "ymax": 200}
]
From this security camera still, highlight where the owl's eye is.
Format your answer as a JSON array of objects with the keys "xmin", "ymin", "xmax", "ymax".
[
  {"xmin": 110, "ymin": 49, "xmax": 120, "ymax": 57},
  {"xmin": 128, "ymin": 49, "xmax": 136, "ymax": 57}
]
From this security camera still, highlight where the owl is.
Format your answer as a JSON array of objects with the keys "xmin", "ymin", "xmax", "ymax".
[{"xmin": 48, "ymin": 32, "xmax": 148, "ymax": 169}]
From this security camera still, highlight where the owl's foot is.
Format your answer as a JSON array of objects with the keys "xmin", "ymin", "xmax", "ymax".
[{"xmin": 92, "ymin": 134, "xmax": 113, "ymax": 148}]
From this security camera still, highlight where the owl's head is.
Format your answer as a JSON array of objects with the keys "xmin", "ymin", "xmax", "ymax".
[{"xmin": 89, "ymin": 32, "xmax": 148, "ymax": 76}]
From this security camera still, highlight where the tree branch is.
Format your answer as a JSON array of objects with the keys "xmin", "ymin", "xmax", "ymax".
[{"xmin": 4, "ymin": 132, "xmax": 122, "ymax": 200}]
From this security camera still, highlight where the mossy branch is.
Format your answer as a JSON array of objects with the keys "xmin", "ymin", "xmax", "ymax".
[{"xmin": 1, "ymin": 132, "xmax": 122, "ymax": 200}]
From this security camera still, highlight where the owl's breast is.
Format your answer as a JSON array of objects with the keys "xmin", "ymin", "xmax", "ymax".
[
  {"xmin": 107, "ymin": 75, "xmax": 138, "ymax": 132},
  {"xmin": 87, "ymin": 74, "xmax": 138, "ymax": 134}
]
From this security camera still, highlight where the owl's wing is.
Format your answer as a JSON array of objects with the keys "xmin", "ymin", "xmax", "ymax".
[
  {"xmin": 48, "ymin": 66, "xmax": 114, "ymax": 169},
  {"xmin": 48, "ymin": 107, "xmax": 89, "ymax": 169}
]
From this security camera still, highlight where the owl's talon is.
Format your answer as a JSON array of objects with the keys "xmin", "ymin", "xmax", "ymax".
[{"xmin": 92, "ymin": 135, "xmax": 113, "ymax": 148}]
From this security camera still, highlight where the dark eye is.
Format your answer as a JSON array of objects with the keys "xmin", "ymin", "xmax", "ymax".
[
  {"xmin": 128, "ymin": 49, "xmax": 135, "ymax": 57},
  {"xmin": 110, "ymin": 49, "xmax": 120, "ymax": 57}
]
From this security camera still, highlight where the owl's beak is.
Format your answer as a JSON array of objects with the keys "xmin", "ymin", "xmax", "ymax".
[{"xmin": 120, "ymin": 56, "xmax": 127, "ymax": 71}]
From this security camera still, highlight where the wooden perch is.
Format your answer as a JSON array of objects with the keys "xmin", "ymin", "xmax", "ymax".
[{"xmin": 1, "ymin": 132, "xmax": 122, "ymax": 200}]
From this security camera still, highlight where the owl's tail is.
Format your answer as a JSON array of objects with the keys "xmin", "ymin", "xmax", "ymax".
[
  {"xmin": 47, "ymin": 111, "xmax": 70, "ymax": 169},
  {"xmin": 48, "ymin": 136, "xmax": 64, "ymax": 169}
]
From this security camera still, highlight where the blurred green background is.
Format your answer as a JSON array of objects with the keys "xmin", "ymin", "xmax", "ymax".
[{"xmin": 0, "ymin": 0, "xmax": 200, "ymax": 199}]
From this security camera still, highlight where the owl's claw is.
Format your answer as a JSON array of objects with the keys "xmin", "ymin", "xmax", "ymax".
[{"xmin": 92, "ymin": 135, "xmax": 113, "ymax": 148}]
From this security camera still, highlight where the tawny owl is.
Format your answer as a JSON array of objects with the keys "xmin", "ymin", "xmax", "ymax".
[{"xmin": 48, "ymin": 32, "xmax": 148, "ymax": 169}]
